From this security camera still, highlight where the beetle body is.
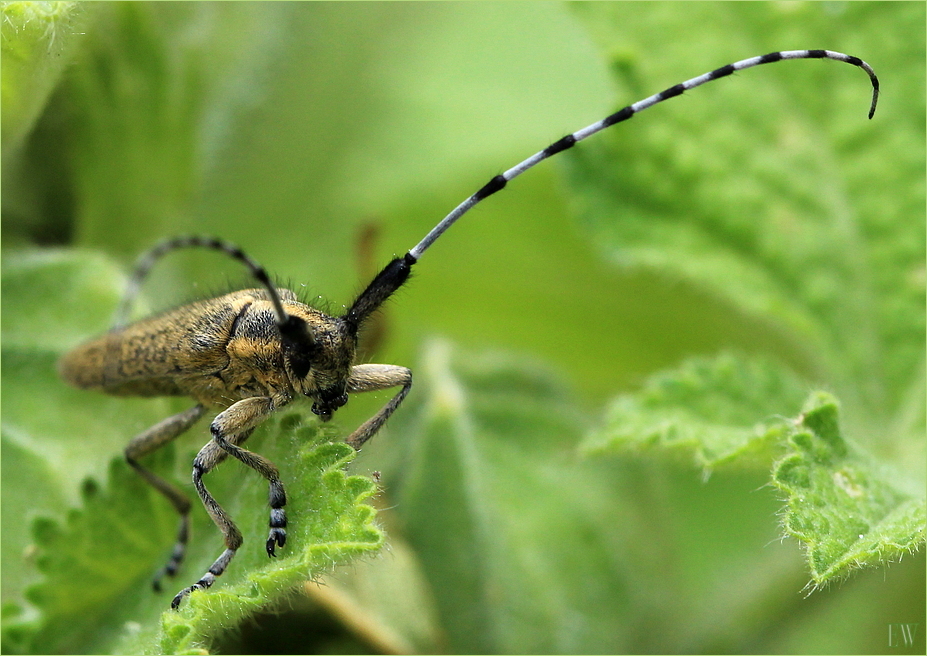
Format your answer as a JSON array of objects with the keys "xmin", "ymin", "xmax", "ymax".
[
  {"xmin": 59, "ymin": 248, "xmax": 413, "ymax": 608},
  {"xmin": 59, "ymin": 289, "xmax": 357, "ymax": 414}
]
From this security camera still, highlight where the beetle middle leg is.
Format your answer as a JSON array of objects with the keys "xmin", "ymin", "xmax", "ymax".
[{"xmin": 124, "ymin": 404, "xmax": 206, "ymax": 591}]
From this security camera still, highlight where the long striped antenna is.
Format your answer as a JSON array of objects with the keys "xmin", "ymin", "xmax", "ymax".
[
  {"xmin": 407, "ymin": 49, "xmax": 879, "ymax": 261},
  {"xmin": 114, "ymin": 236, "xmax": 289, "ymax": 328},
  {"xmin": 120, "ymin": 51, "xmax": 879, "ymax": 335}
]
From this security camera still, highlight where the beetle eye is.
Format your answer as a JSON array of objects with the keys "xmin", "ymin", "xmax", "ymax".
[
  {"xmin": 287, "ymin": 352, "xmax": 313, "ymax": 380},
  {"xmin": 279, "ymin": 315, "xmax": 318, "ymax": 379}
]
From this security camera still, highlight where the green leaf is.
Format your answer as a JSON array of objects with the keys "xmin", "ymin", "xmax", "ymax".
[
  {"xmin": 62, "ymin": 2, "xmax": 295, "ymax": 253},
  {"xmin": 383, "ymin": 339, "xmax": 634, "ymax": 653},
  {"xmin": 583, "ymin": 352, "xmax": 809, "ymax": 470},
  {"xmin": 2, "ymin": 250, "xmax": 173, "ymax": 617},
  {"xmin": 569, "ymin": 1, "xmax": 925, "ymax": 589},
  {"xmin": 1, "ymin": 2, "xmax": 90, "ymax": 154},
  {"xmin": 566, "ymin": 2, "xmax": 925, "ymax": 429},
  {"xmin": 1, "ymin": 251, "xmax": 383, "ymax": 654},
  {"xmin": 586, "ymin": 350, "xmax": 926, "ymax": 589},
  {"xmin": 773, "ymin": 392, "xmax": 926, "ymax": 587},
  {"xmin": 305, "ymin": 533, "xmax": 444, "ymax": 654},
  {"xmin": 154, "ymin": 434, "xmax": 382, "ymax": 656}
]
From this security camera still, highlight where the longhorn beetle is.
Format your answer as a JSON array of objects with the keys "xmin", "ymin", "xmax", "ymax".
[{"xmin": 59, "ymin": 50, "xmax": 879, "ymax": 609}]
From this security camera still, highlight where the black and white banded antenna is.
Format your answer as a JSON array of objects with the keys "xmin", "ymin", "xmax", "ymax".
[
  {"xmin": 406, "ymin": 49, "xmax": 879, "ymax": 262},
  {"xmin": 116, "ymin": 235, "xmax": 321, "ymax": 362},
  {"xmin": 115, "ymin": 236, "xmax": 290, "ymax": 328},
  {"xmin": 117, "ymin": 50, "xmax": 880, "ymax": 339}
]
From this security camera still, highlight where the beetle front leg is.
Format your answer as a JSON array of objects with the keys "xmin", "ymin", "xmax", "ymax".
[
  {"xmin": 345, "ymin": 364, "xmax": 412, "ymax": 450},
  {"xmin": 171, "ymin": 427, "xmax": 253, "ymax": 609},
  {"xmin": 172, "ymin": 397, "xmax": 287, "ymax": 608},
  {"xmin": 207, "ymin": 397, "xmax": 288, "ymax": 557}
]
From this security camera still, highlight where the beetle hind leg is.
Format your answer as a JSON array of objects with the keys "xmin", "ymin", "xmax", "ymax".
[{"xmin": 124, "ymin": 404, "xmax": 206, "ymax": 591}]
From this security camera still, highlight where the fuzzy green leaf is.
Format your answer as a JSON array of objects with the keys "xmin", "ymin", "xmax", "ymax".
[
  {"xmin": 570, "ymin": 1, "xmax": 925, "ymax": 588},
  {"xmin": 153, "ymin": 435, "xmax": 382, "ymax": 656},
  {"xmin": 566, "ymin": 2, "xmax": 925, "ymax": 427},
  {"xmin": 1, "ymin": 250, "xmax": 173, "ymax": 618},
  {"xmin": 307, "ymin": 533, "xmax": 444, "ymax": 654},
  {"xmin": 1, "ymin": 251, "xmax": 383, "ymax": 654},
  {"xmin": 583, "ymin": 353, "xmax": 809, "ymax": 470},
  {"xmin": 586, "ymin": 350, "xmax": 926, "ymax": 587},
  {"xmin": 1, "ymin": 2, "xmax": 90, "ymax": 154},
  {"xmin": 773, "ymin": 393, "xmax": 926, "ymax": 588},
  {"xmin": 381, "ymin": 339, "xmax": 636, "ymax": 653}
]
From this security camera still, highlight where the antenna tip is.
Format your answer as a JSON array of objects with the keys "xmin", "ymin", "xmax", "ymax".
[
  {"xmin": 865, "ymin": 65, "xmax": 879, "ymax": 119},
  {"xmin": 868, "ymin": 81, "xmax": 879, "ymax": 119}
]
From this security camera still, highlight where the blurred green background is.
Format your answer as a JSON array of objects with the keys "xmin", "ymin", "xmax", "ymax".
[{"xmin": 2, "ymin": 2, "xmax": 924, "ymax": 654}]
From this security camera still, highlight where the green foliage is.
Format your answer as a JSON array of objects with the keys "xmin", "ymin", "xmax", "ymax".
[
  {"xmin": 586, "ymin": 353, "xmax": 925, "ymax": 587},
  {"xmin": 154, "ymin": 439, "xmax": 381, "ymax": 656},
  {"xmin": 773, "ymin": 393, "xmax": 926, "ymax": 588},
  {"xmin": 567, "ymin": 0, "xmax": 925, "ymax": 586},
  {"xmin": 2, "ymin": 2, "xmax": 923, "ymax": 654},
  {"xmin": 584, "ymin": 352, "xmax": 809, "ymax": 469},
  {"xmin": 1, "ymin": 1, "xmax": 87, "ymax": 154},
  {"xmin": 387, "ymin": 340, "xmax": 629, "ymax": 653},
  {"xmin": 566, "ymin": 2, "xmax": 925, "ymax": 429}
]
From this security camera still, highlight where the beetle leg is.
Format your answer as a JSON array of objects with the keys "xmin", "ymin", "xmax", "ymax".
[
  {"xmin": 125, "ymin": 404, "xmax": 206, "ymax": 591},
  {"xmin": 345, "ymin": 364, "xmax": 413, "ymax": 450},
  {"xmin": 172, "ymin": 397, "xmax": 285, "ymax": 608}
]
